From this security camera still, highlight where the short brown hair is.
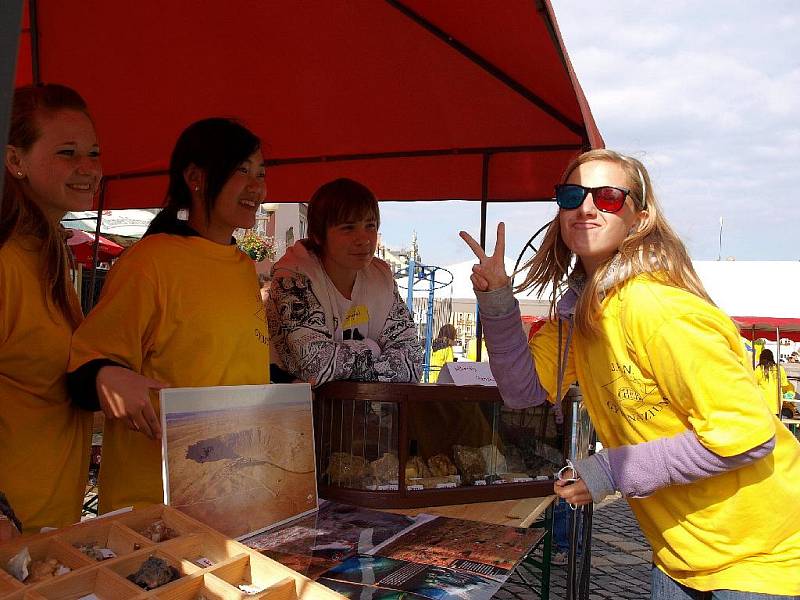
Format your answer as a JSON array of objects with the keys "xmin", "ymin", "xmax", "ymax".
[{"xmin": 306, "ymin": 178, "xmax": 380, "ymax": 254}]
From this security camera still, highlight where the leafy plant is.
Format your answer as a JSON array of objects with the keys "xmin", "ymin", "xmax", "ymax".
[{"xmin": 238, "ymin": 232, "xmax": 275, "ymax": 262}]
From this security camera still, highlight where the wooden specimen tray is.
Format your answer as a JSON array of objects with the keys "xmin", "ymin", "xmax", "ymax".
[{"xmin": 0, "ymin": 505, "xmax": 344, "ymax": 600}]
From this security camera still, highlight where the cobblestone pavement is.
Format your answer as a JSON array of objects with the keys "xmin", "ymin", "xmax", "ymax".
[{"xmin": 495, "ymin": 494, "xmax": 652, "ymax": 599}]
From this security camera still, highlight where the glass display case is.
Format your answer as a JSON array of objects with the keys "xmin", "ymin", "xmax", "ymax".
[{"xmin": 313, "ymin": 382, "xmax": 574, "ymax": 508}]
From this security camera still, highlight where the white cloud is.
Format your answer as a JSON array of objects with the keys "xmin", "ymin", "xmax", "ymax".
[
  {"xmin": 378, "ymin": 2, "xmax": 800, "ymax": 265},
  {"xmin": 551, "ymin": 0, "xmax": 800, "ymax": 260}
]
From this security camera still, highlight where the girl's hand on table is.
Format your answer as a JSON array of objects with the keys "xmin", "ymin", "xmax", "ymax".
[
  {"xmin": 96, "ymin": 366, "xmax": 166, "ymax": 440},
  {"xmin": 459, "ymin": 223, "xmax": 511, "ymax": 292}
]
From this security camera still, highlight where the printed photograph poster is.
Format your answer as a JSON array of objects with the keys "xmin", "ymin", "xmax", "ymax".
[
  {"xmin": 160, "ymin": 383, "xmax": 317, "ymax": 539},
  {"xmin": 370, "ymin": 516, "xmax": 544, "ymax": 581},
  {"xmin": 317, "ymin": 578, "xmax": 429, "ymax": 599},
  {"xmin": 320, "ymin": 554, "xmax": 500, "ymax": 600},
  {"xmin": 243, "ymin": 500, "xmax": 419, "ymax": 579}
]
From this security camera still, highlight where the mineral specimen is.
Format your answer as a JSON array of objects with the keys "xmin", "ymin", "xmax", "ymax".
[
  {"xmin": 326, "ymin": 452, "xmax": 370, "ymax": 485},
  {"xmin": 127, "ymin": 556, "xmax": 180, "ymax": 590},
  {"xmin": 427, "ymin": 453, "xmax": 457, "ymax": 477}
]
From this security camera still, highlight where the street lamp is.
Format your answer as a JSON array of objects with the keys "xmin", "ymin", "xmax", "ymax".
[{"xmin": 718, "ymin": 216, "xmax": 724, "ymax": 261}]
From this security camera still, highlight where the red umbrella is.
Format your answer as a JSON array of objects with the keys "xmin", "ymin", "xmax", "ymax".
[{"xmin": 66, "ymin": 229, "xmax": 124, "ymax": 268}]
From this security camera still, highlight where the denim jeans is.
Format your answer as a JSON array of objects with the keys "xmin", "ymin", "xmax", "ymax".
[
  {"xmin": 651, "ymin": 565, "xmax": 800, "ymax": 600},
  {"xmin": 553, "ymin": 498, "xmax": 583, "ymax": 554},
  {"xmin": 552, "ymin": 498, "xmax": 570, "ymax": 552}
]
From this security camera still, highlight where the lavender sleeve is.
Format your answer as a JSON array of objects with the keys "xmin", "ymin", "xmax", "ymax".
[
  {"xmin": 476, "ymin": 285, "xmax": 549, "ymax": 409},
  {"xmin": 574, "ymin": 431, "xmax": 777, "ymax": 502}
]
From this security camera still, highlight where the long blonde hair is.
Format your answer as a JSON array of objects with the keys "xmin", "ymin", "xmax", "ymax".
[{"xmin": 516, "ymin": 149, "xmax": 713, "ymax": 337}]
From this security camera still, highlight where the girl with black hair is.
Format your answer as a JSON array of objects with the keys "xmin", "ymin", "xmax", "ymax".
[
  {"xmin": 68, "ymin": 118, "xmax": 270, "ymax": 513},
  {"xmin": 1, "ymin": 84, "xmax": 100, "ymax": 531}
]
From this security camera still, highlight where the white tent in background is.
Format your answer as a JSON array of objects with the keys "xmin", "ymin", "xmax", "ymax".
[
  {"xmin": 693, "ymin": 261, "xmax": 800, "ymax": 319},
  {"xmin": 62, "ymin": 209, "xmax": 156, "ymax": 238},
  {"xmin": 409, "ymin": 258, "xmax": 800, "ymax": 313}
]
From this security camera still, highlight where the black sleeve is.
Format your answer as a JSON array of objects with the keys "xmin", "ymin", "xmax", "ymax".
[
  {"xmin": 269, "ymin": 363, "xmax": 297, "ymax": 384},
  {"xmin": 66, "ymin": 358, "xmax": 126, "ymax": 411},
  {"xmin": 0, "ymin": 491, "xmax": 22, "ymax": 533}
]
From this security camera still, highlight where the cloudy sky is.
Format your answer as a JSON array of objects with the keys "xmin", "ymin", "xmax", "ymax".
[{"xmin": 379, "ymin": 1, "xmax": 800, "ymax": 268}]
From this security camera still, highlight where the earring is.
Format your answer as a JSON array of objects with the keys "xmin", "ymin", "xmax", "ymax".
[
  {"xmin": 193, "ymin": 186, "xmax": 199, "ymax": 192},
  {"xmin": 16, "ymin": 171, "xmax": 23, "ymax": 178},
  {"xmin": 177, "ymin": 208, "xmax": 189, "ymax": 221}
]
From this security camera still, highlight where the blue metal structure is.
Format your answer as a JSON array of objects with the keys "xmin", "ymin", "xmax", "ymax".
[{"xmin": 395, "ymin": 262, "xmax": 453, "ymax": 382}]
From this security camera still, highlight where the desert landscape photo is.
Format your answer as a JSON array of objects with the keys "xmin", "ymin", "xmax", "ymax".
[{"xmin": 162, "ymin": 388, "xmax": 317, "ymax": 539}]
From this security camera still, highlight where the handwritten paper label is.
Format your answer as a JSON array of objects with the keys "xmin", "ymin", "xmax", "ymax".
[
  {"xmin": 193, "ymin": 556, "xmax": 214, "ymax": 568},
  {"xmin": 437, "ymin": 362, "xmax": 496, "ymax": 386}
]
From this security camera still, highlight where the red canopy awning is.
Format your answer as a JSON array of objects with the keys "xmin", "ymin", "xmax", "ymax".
[
  {"xmin": 522, "ymin": 315, "xmax": 547, "ymax": 340},
  {"xmin": 13, "ymin": 0, "xmax": 602, "ymax": 210},
  {"xmin": 66, "ymin": 229, "xmax": 124, "ymax": 268},
  {"xmin": 733, "ymin": 317, "xmax": 800, "ymax": 343}
]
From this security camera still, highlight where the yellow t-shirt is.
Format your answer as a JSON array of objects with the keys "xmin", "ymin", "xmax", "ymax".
[
  {"xmin": 466, "ymin": 338, "xmax": 488, "ymax": 362},
  {"xmin": 0, "ymin": 236, "xmax": 91, "ymax": 532},
  {"xmin": 428, "ymin": 345, "xmax": 454, "ymax": 383},
  {"xmin": 530, "ymin": 274, "xmax": 800, "ymax": 594},
  {"xmin": 69, "ymin": 234, "xmax": 270, "ymax": 513},
  {"xmin": 754, "ymin": 364, "xmax": 794, "ymax": 415}
]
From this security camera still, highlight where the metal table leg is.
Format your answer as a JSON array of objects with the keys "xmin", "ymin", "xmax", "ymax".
[{"xmin": 514, "ymin": 498, "xmax": 554, "ymax": 600}]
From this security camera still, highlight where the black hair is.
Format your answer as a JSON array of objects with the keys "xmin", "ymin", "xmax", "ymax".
[
  {"xmin": 758, "ymin": 348, "xmax": 777, "ymax": 381},
  {"xmin": 147, "ymin": 118, "xmax": 260, "ymax": 235},
  {"xmin": 432, "ymin": 324, "xmax": 458, "ymax": 352},
  {"xmin": 306, "ymin": 178, "xmax": 379, "ymax": 254}
]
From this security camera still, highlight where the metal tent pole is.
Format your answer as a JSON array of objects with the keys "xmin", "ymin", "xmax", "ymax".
[
  {"xmin": 777, "ymin": 326, "xmax": 782, "ymax": 416},
  {"xmin": 405, "ymin": 258, "xmax": 415, "ymax": 312},
  {"xmin": 424, "ymin": 268, "xmax": 436, "ymax": 382},
  {"xmin": 475, "ymin": 154, "xmax": 490, "ymax": 362},
  {"xmin": 87, "ymin": 182, "xmax": 106, "ymax": 310},
  {"xmin": 0, "ymin": 0, "xmax": 24, "ymax": 201},
  {"xmin": 28, "ymin": 0, "xmax": 41, "ymax": 85}
]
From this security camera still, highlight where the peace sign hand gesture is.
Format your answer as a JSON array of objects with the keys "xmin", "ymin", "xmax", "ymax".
[{"xmin": 459, "ymin": 223, "xmax": 510, "ymax": 292}]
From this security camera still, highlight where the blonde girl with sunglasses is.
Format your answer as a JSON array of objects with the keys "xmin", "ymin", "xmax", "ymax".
[{"xmin": 461, "ymin": 149, "xmax": 800, "ymax": 598}]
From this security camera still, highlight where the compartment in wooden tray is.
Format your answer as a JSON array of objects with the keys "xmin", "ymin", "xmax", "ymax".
[
  {"xmin": 0, "ymin": 567, "xmax": 23, "ymax": 595},
  {"xmin": 0, "ymin": 537, "xmax": 90, "ymax": 586},
  {"xmin": 151, "ymin": 572, "xmax": 297, "ymax": 600},
  {"xmin": 159, "ymin": 534, "xmax": 245, "ymax": 570},
  {"xmin": 0, "ymin": 505, "xmax": 343, "ymax": 600},
  {"xmin": 32, "ymin": 566, "xmax": 143, "ymax": 599},
  {"xmin": 114, "ymin": 505, "xmax": 202, "ymax": 542},
  {"xmin": 55, "ymin": 521, "xmax": 152, "ymax": 562},
  {"xmin": 106, "ymin": 549, "xmax": 196, "ymax": 593},
  {"xmin": 213, "ymin": 554, "xmax": 332, "ymax": 599},
  {"xmin": 0, "ymin": 590, "xmax": 34, "ymax": 600}
]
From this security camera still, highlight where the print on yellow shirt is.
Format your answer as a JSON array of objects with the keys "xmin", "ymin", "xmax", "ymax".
[
  {"xmin": 342, "ymin": 304, "xmax": 369, "ymax": 341},
  {"xmin": 601, "ymin": 362, "xmax": 671, "ymax": 423},
  {"xmin": 253, "ymin": 290, "xmax": 270, "ymax": 347}
]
